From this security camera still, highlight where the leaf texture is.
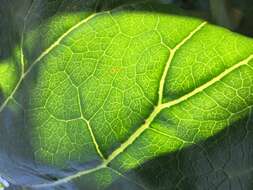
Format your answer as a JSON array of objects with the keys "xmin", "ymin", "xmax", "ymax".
[{"xmin": 0, "ymin": 1, "xmax": 253, "ymax": 189}]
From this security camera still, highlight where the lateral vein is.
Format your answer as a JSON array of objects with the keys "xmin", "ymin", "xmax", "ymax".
[
  {"xmin": 83, "ymin": 118, "xmax": 106, "ymax": 160},
  {"xmin": 158, "ymin": 21, "xmax": 207, "ymax": 104},
  {"xmin": 161, "ymin": 54, "xmax": 253, "ymax": 109},
  {"xmin": 24, "ymin": 13, "xmax": 99, "ymax": 77},
  {"xmin": 76, "ymin": 85, "xmax": 105, "ymax": 161}
]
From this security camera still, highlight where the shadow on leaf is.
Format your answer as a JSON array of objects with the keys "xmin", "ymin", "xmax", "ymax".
[{"xmin": 110, "ymin": 112, "xmax": 253, "ymax": 190}]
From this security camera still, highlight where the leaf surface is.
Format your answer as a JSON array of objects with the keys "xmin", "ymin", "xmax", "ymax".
[{"xmin": 0, "ymin": 1, "xmax": 253, "ymax": 189}]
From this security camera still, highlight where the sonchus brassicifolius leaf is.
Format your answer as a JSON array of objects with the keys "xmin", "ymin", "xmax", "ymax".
[{"xmin": 0, "ymin": 1, "xmax": 253, "ymax": 189}]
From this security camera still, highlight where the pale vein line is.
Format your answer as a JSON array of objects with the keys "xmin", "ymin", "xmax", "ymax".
[
  {"xmin": 108, "ymin": 167, "xmax": 148, "ymax": 190},
  {"xmin": 76, "ymin": 84, "xmax": 105, "ymax": 160},
  {"xmin": 0, "ymin": 12, "xmax": 100, "ymax": 113},
  {"xmin": 158, "ymin": 21, "xmax": 207, "ymax": 104},
  {"xmin": 244, "ymin": 105, "xmax": 252, "ymax": 134},
  {"xmin": 161, "ymin": 54, "xmax": 253, "ymax": 109},
  {"xmin": 83, "ymin": 118, "xmax": 106, "ymax": 161},
  {"xmin": 31, "ymin": 164, "xmax": 106, "ymax": 188},
  {"xmin": 105, "ymin": 101, "xmax": 163, "ymax": 164},
  {"xmin": 148, "ymin": 127, "xmax": 188, "ymax": 143}
]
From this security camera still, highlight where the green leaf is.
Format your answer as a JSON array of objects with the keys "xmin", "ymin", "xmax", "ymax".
[{"xmin": 0, "ymin": 1, "xmax": 253, "ymax": 189}]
